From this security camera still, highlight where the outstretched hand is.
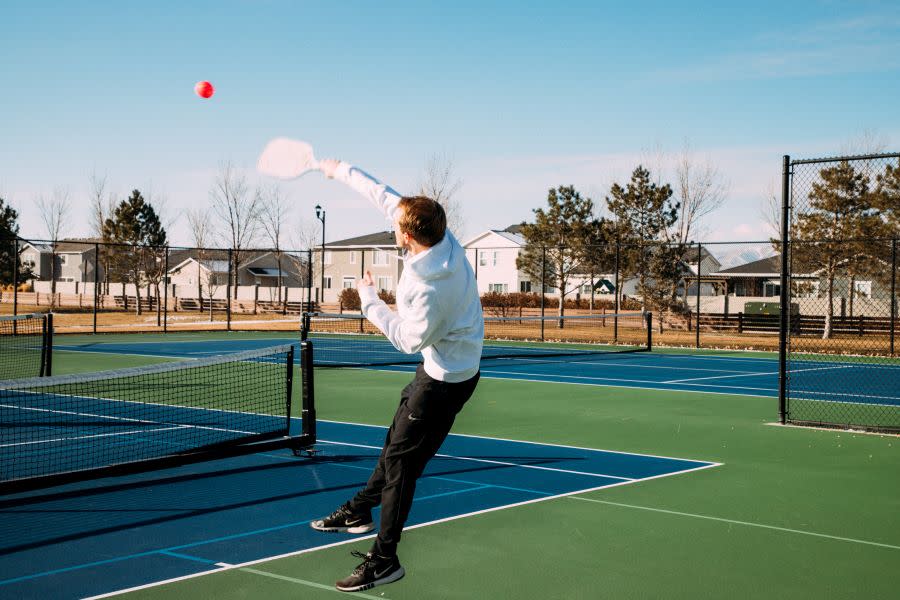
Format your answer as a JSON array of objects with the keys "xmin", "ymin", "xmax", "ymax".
[{"xmin": 319, "ymin": 158, "xmax": 340, "ymax": 179}]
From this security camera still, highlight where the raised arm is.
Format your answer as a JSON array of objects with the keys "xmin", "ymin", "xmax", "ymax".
[{"xmin": 319, "ymin": 159, "xmax": 403, "ymax": 221}]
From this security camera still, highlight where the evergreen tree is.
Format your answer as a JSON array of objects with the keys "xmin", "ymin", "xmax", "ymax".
[
  {"xmin": 605, "ymin": 166, "xmax": 683, "ymax": 313},
  {"xmin": 0, "ymin": 197, "xmax": 34, "ymax": 285},
  {"xmin": 516, "ymin": 186, "xmax": 603, "ymax": 322},
  {"xmin": 102, "ymin": 190, "xmax": 168, "ymax": 315},
  {"xmin": 793, "ymin": 162, "xmax": 882, "ymax": 338},
  {"xmin": 874, "ymin": 162, "xmax": 900, "ymax": 235}
]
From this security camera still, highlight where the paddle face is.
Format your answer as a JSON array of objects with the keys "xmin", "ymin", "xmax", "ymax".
[{"xmin": 257, "ymin": 138, "xmax": 319, "ymax": 179}]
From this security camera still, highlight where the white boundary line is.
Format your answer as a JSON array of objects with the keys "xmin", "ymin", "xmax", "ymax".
[
  {"xmin": 315, "ymin": 439, "xmax": 636, "ymax": 481},
  {"xmin": 318, "ymin": 418, "xmax": 723, "ymax": 464},
  {"xmin": 82, "ymin": 436, "xmax": 721, "ymax": 599},
  {"xmin": 569, "ymin": 496, "xmax": 900, "ymax": 550}
]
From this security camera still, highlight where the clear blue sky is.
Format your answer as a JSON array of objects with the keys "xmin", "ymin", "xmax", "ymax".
[{"xmin": 2, "ymin": 0, "xmax": 899, "ymax": 247}]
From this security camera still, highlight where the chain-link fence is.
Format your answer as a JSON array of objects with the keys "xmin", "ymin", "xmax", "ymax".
[
  {"xmin": 780, "ymin": 153, "xmax": 899, "ymax": 433},
  {"xmin": 1, "ymin": 239, "xmax": 316, "ymax": 333}
]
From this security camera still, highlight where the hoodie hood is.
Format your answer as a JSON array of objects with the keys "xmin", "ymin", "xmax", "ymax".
[{"xmin": 404, "ymin": 232, "xmax": 461, "ymax": 282}]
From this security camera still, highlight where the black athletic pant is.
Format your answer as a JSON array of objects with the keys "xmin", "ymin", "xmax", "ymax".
[{"xmin": 348, "ymin": 364, "xmax": 480, "ymax": 558}]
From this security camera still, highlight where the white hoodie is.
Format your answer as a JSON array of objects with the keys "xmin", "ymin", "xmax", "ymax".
[{"xmin": 333, "ymin": 162, "xmax": 483, "ymax": 382}]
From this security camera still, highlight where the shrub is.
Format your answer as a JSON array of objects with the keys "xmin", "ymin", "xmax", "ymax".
[{"xmin": 338, "ymin": 288, "xmax": 361, "ymax": 310}]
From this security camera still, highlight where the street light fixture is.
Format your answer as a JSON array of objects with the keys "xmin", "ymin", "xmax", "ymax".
[{"xmin": 315, "ymin": 204, "xmax": 325, "ymax": 304}]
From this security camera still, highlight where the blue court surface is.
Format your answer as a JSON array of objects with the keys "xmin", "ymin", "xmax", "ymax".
[
  {"xmin": 56, "ymin": 337, "xmax": 900, "ymax": 405},
  {"xmin": 0, "ymin": 419, "xmax": 718, "ymax": 600}
]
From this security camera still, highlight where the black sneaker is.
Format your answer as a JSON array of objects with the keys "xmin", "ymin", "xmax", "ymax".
[
  {"xmin": 335, "ymin": 551, "xmax": 405, "ymax": 592},
  {"xmin": 310, "ymin": 503, "xmax": 374, "ymax": 534}
]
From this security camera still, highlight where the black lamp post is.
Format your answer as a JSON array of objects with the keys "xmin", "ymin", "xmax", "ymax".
[{"xmin": 315, "ymin": 204, "xmax": 326, "ymax": 303}]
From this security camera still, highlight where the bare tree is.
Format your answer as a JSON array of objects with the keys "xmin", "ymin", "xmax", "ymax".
[
  {"xmin": 418, "ymin": 152, "xmax": 464, "ymax": 238},
  {"xmin": 187, "ymin": 208, "xmax": 222, "ymax": 321},
  {"xmin": 209, "ymin": 162, "xmax": 261, "ymax": 297},
  {"xmin": 37, "ymin": 187, "xmax": 71, "ymax": 306},
  {"xmin": 672, "ymin": 144, "xmax": 728, "ymax": 243},
  {"xmin": 259, "ymin": 184, "xmax": 291, "ymax": 302},
  {"xmin": 840, "ymin": 129, "xmax": 889, "ymax": 156}
]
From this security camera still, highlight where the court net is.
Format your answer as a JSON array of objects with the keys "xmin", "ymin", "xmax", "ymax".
[
  {"xmin": 302, "ymin": 312, "xmax": 652, "ymax": 368},
  {"xmin": 0, "ymin": 313, "xmax": 52, "ymax": 381},
  {"xmin": 0, "ymin": 343, "xmax": 315, "ymax": 493}
]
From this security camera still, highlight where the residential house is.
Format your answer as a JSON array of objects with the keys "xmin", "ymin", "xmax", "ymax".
[
  {"xmin": 167, "ymin": 250, "xmax": 308, "ymax": 299},
  {"xmin": 710, "ymin": 254, "xmax": 891, "ymax": 317},
  {"xmin": 20, "ymin": 239, "xmax": 104, "ymax": 290},
  {"xmin": 311, "ymin": 231, "xmax": 401, "ymax": 304},
  {"xmin": 462, "ymin": 226, "xmax": 539, "ymax": 294}
]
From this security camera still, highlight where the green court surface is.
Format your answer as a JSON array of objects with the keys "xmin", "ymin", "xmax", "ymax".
[{"xmin": 46, "ymin": 334, "xmax": 900, "ymax": 599}]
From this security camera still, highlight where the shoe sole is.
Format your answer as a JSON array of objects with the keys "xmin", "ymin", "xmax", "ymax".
[
  {"xmin": 336, "ymin": 566, "xmax": 405, "ymax": 592},
  {"xmin": 310, "ymin": 521, "xmax": 375, "ymax": 534}
]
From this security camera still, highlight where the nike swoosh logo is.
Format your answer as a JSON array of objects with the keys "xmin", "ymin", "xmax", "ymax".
[
  {"xmin": 374, "ymin": 566, "xmax": 393, "ymax": 578},
  {"xmin": 345, "ymin": 518, "xmax": 362, "ymax": 525}
]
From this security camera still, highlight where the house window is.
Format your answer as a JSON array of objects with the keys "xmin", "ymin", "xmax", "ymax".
[
  {"xmin": 488, "ymin": 283, "xmax": 508, "ymax": 293},
  {"xmin": 763, "ymin": 282, "xmax": 780, "ymax": 297},
  {"xmin": 854, "ymin": 280, "xmax": 872, "ymax": 298},
  {"xmin": 349, "ymin": 251, "xmax": 356, "ymax": 264},
  {"xmin": 342, "ymin": 277, "xmax": 355, "ymax": 289},
  {"xmin": 323, "ymin": 276, "xmax": 332, "ymax": 289},
  {"xmin": 377, "ymin": 276, "xmax": 392, "ymax": 291},
  {"xmin": 492, "ymin": 251, "xmax": 498, "ymax": 266},
  {"xmin": 581, "ymin": 283, "xmax": 593, "ymax": 295},
  {"xmin": 520, "ymin": 281, "xmax": 532, "ymax": 293},
  {"xmin": 479, "ymin": 251, "xmax": 487, "ymax": 266},
  {"xmin": 372, "ymin": 250, "xmax": 389, "ymax": 266}
]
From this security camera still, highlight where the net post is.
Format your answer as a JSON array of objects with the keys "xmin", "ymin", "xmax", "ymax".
[
  {"xmin": 285, "ymin": 344, "xmax": 294, "ymax": 436},
  {"xmin": 891, "ymin": 238, "xmax": 897, "ymax": 357},
  {"xmin": 778, "ymin": 154, "xmax": 791, "ymax": 425},
  {"xmin": 645, "ymin": 311, "xmax": 653, "ymax": 351},
  {"xmin": 695, "ymin": 242, "xmax": 702, "ymax": 348},
  {"xmin": 226, "ymin": 248, "xmax": 233, "ymax": 331},
  {"xmin": 45, "ymin": 312, "xmax": 53, "ymax": 376},
  {"xmin": 163, "ymin": 246, "xmax": 169, "ymax": 333},
  {"xmin": 300, "ymin": 340, "xmax": 316, "ymax": 442}
]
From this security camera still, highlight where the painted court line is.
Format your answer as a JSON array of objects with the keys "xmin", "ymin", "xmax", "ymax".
[
  {"xmin": 570, "ymin": 496, "xmax": 900, "ymax": 551},
  {"xmin": 316, "ymin": 439, "xmax": 636, "ymax": 481},
  {"xmin": 663, "ymin": 370, "xmax": 776, "ymax": 384},
  {"xmin": 240, "ymin": 567, "xmax": 391, "ymax": 599},
  {"xmin": 79, "ymin": 436, "xmax": 719, "ymax": 599}
]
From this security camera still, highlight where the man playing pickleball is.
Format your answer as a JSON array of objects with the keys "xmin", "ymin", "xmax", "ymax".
[{"xmin": 311, "ymin": 159, "xmax": 483, "ymax": 593}]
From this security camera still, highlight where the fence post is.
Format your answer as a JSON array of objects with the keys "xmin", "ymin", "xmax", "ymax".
[
  {"xmin": 93, "ymin": 243, "xmax": 99, "ymax": 334},
  {"xmin": 614, "ymin": 238, "xmax": 620, "ymax": 342},
  {"xmin": 12, "ymin": 239, "xmax": 18, "ymax": 318},
  {"xmin": 891, "ymin": 238, "xmax": 897, "ymax": 357},
  {"xmin": 778, "ymin": 154, "xmax": 791, "ymax": 425},
  {"xmin": 540, "ymin": 247, "xmax": 546, "ymax": 341},
  {"xmin": 226, "ymin": 248, "xmax": 233, "ymax": 331},
  {"xmin": 696, "ymin": 242, "xmax": 702, "ymax": 348},
  {"xmin": 306, "ymin": 248, "xmax": 313, "ymax": 311},
  {"xmin": 163, "ymin": 247, "xmax": 169, "ymax": 333}
]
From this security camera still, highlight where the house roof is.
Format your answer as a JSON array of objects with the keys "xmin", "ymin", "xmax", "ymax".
[
  {"xmin": 324, "ymin": 231, "xmax": 397, "ymax": 248},
  {"xmin": 462, "ymin": 229, "xmax": 526, "ymax": 248},
  {"xmin": 681, "ymin": 245, "xmax": 717, "ymax": 264},
  {"xmin": 713, "ymin": 255, "xmax": 781, "ymax": 276}
]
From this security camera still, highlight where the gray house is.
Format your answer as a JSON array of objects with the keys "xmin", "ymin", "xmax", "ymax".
[{"xmin": 20, "ymin": 239, "xmax": 103, "ymax": 283}]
